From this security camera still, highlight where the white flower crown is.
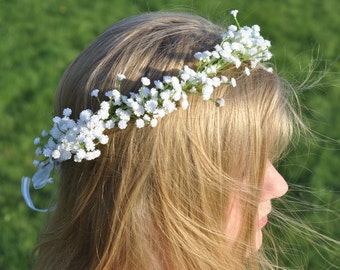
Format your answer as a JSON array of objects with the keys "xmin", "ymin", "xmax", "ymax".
[{"xmin": 22, "ymin": 10, "xmax": 273, "ymax": 211}]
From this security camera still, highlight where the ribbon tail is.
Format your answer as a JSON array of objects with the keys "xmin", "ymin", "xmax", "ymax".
[{"xmin": 21, "ymin": 177, "xmax": 49, "ymax": 212}]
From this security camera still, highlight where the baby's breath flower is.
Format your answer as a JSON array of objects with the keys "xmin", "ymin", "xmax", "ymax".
[
  {"xmin": 91, "ymin": 89, "xmax": 100, "ymax": 97},
  {"xmin": 216, "ymin": 98, "xmax": 225, "ymax": 107},
  {"xmin": 202, "ymin": 84, "xmax": 214, "ymax": 100},
  {"xmin": 33, "ymin": 160, "xmax": 40, "ymax": 166},
  {"xmin": 117, "ymin": 73, "xmax": 126, "ymax": 81},
  {"xmin": 34, "ymin": 137, "xmax": 40, "ymax": 145},
  {"xmin": 35, "ymin": 147, "xmax": 42, "ymax": 156},
  {"xmin": 141, "ymin": 77, "xmax": 151, "ymax": 86},
  {"xmin": 118, "ymin": 120, "xmax": 128, "ymax": 129},
  {"xmin": 181, "ymin": 94, "xmax": 189, "ymax": 110},
  {"xmin": 266, "ymin": 67, "xmax": 273, "ymax": 73},
  {"xmin": 160, "ymin": 90, "xmax": 171, "ymax": 100},
  {"xmin": 221, "ymin": 76, "xmax": 229, "ymax": 83},
  {"xmin": 163, "ymin": 100, "xmax": 176, "ymax": 113},
  {"xmin": 244, "ymin": 67, "xmax": 251, "ymax": 76},
  {"xmin": 230, "ymin": 10, "xmax": 238, "ymax": 18},
  {"xmin": 63, "ymin": 108, "xmax": 72, "ymax": 117},
  {"xmin": 52, "ymin": 150, "xmax": 61, "ymax": 159},
  {"xmin": 231, "ymin": 78, "xmax": 237, "ymax": 87},
  {"xmin": 105, "ymin": 119, "xmax": 115, "ymax": 129},
  {"xmin": 135, "ymin": 118, "xmax": 145, "ymax": 128},
  {"xmin": 145, "ymin": 100, "xmax": 158, "ymax": 113},
  {"xmin": 150, "ymin": 118, "xmax": 158, "ymax": 127},
  {"xmin": 98, "ymin": 134, "xmax": 109, "ymax": 144},
  {"xmin": 154, "ymin": 80, "xmax": 164, "ymax": 89}
]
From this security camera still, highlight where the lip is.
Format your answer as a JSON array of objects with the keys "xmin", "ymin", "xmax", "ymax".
[{"xmin": 258, "ymin": 215, "xmax": 268, "ymax": 229}]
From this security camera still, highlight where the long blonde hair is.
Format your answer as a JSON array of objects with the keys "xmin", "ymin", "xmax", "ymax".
[{"xmin": 34, "ymin": 12, "xmax": 298, "ymax": 270}]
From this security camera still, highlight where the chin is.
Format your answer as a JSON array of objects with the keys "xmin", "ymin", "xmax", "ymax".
[{"xmin": 255, "ymin": 229, "xmax": 263, "ymax": 250}]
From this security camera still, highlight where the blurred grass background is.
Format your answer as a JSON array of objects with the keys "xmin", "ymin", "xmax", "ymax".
[{"xmin": 0, "ymin": 0, "xmax": 339, "ymax": 269}]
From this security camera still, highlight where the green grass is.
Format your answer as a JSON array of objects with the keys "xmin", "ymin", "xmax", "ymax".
[{"xmin": 1, "ymin": 0, "xmax": 339, "ymax": 269}]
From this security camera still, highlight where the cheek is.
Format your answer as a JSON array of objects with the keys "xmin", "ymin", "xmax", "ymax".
[{"xmin": 225, "ymin": 201, "xmax": 243, "ymax": 240}]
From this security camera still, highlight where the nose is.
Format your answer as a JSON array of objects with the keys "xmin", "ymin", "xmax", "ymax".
[{"xmin": 261, "ymin": 161, "xmax": 289, "ymax": 201}]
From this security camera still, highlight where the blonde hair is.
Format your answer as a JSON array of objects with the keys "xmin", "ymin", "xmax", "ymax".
[{"xmin": 34, "ymin": 12, "xmax": 299, "ymax": 270}]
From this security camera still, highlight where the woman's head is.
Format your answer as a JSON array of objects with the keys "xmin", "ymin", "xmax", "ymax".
[{"xmin": 33, "ymin": 11, "xmax": 298, "ymax": 270}]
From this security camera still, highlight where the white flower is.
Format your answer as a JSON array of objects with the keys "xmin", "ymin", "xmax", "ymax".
[
  {"xmin": 163, "ymin": 76, "xmax": 172, "ymax": 84},
  {"xmin": 206, "ymin": 65, "xmax": 217, "ymax": 74},
  {"xmin": 52, "ymin": 116, "xmax": 61, "ymax": 124},
  {"xmin": 35, "ymin": 147, "xmax": 42, "ymax": 156},
  {"xmin": 244, "ymin": 67, "xmax": 251, "ymax": 76},
  {"xmin": 52, "ymin": 149, "xmax": 61, "ymax": 159},
  {"xmin": 216, "ymin": 98, "xmax": 225, "ymax": 107},
  {"xmin": 150, "ymin": 118, "xmax": 158, "ymax": 127},
  {"xmin": 189, "ymin": 87, "xmax": 197, "ymax": 93},
  {"xmin": 49, "ymin": 126, "xmax": 61, "ymax": 140},
  {"xmin": 63, "ymin": 108, "xmax": 72, "ymax": 117},
  {"xmin": 157, "ymin": 108, "xmax": 166, "ymax": 118},
  {"xmin": 211, "ymin": 77, "xmax": 221, "ymax": 87},
  {"xmin": 105, "ymin": 119, "xmax": 115, "ymax": 129},
  {"xmin": 79, "ymin": 109, "xmax": 93, "ymax": 122},
  {"xmin": 252, "ymin": 24, "xmax": 260, "ymax": 33},
  {"xmin": 202, "ymin": 84, "xmax": 214, "ymax": 100},
  {"xmin": 230, "ymin": 78, "xmax": 237, "ymax": 87},
  {"xmin": 181, "ymin": 93, "xmax": 189, "ymax": 110},
  {"xmin": 117, "ymin": 74, "xmax": 126, "ymax": 81},
  {"xmin": 98, "ymin": 134, "xmax": 109, "ymax": 144},
  {"xmin": 74, "ymin": 149, "xmax": 86, "ymax": 162},
  {"xmin": 163, "ymin": 100, "xmax": 176, "ymax": 113},
  {"xmin": 139, "ymin": 86, "xmax": 150, "ymax": 98},
  {"xmin": 211, "ymin": 51, "xmax": 220, "ymax": 59},
  {"xmin": 266, "ymin": 67, "xmax": 273, "ymax": 73},
  {"xmin": 227, "ymin": 24, "xmax": 237, "ymax": 33},
  {"xmin": 43, "ymin": 148, "xmax": 52, "ymax": 157},
  {"xmin": 141, "ymin": 77, "xmax": 151, "ymax": 86},
  {"xmin": 135, "ymin": 118, "xmax": 145, "ymax": 128},
  {"xmin": 182, "ymin": 65, "xmax": 197, "ymax": 78},
  {"xmin": 97, "ymin": 102, "xmax": 110, "ymax": 119},
  {"xmin": 194, "ymin": 51, "xmax": 212, "ymax": 61},
  {"xmin": 34, "ymin": 137, "xmax": 40, "ymax": 145},
  {"xmin": 91, "ymin": 89, "xmax": 100, "ymax": 97},
  {"xmin": 60, "ymin": 150, "xmax": 72, "ymax": 161},
  {"xmin": 145, "ymin": 100, "xmax": 158, "ymax": 113},
  {"xmin": 160, "ymin": 90, "xmax": 171, "ymax": 100},
  {"xmin": 131, "ymin": 103, "xmax": 145, "ymax": 116},
  {"xmin": 143, "ymin": 115, "xmax": 151, "ymax": 122},
  {"xmin": 115, "ymin": 108, "xmax": 131, "ymax": 121},
  {"xmin": 154, "ymin": 80, "xmax": 164, "ymax": 89},
  {"xmin": 108, "ymin": 89, "xmax": 122, "ymax": 104},
  {"xmin": 172, "ymin": 89, "xmax": 182, "ymax": 101},
  {"xmin": 33, "ymin": 160, "xmax": 40, "ymax": 167},
  {"xmin": 221, "ymin": 76, "xmax": 229, "ymax": 83},
  {"xmin": 231, "ymin": 56, "xmax": 242, "ymax": 68},
  {"xmin": 118, "ymin": 120, "xmax": 128, "ymax": 129},
  {"xmin": 86, "ymin": 150, "xmax": 101, "ymax": 160},
  {"xmin": 150, "ymin": 88, "xmax": 158, "ymax": 98},
  {"xmin": 230, "ymin": 10, "xmax": 238, "ymax": 18}
]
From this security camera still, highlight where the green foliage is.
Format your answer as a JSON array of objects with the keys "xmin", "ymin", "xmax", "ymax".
[{"xmin": 1, "ymin": 0, "xmax": 339, "ymax": 269}]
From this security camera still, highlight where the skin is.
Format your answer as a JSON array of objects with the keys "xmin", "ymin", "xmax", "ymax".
[
  {"xmin": 255, "ymin": 161, "xmax": 289, "ymax": 249},
  {"xmin": 226, "ymin": 161, "xmax": 289, "ymax": 250}
]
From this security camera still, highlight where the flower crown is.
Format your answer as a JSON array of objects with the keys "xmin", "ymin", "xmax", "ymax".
[{"xmin": 22, "ymin": 10, "xmax": 273, "ymax": 211}]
